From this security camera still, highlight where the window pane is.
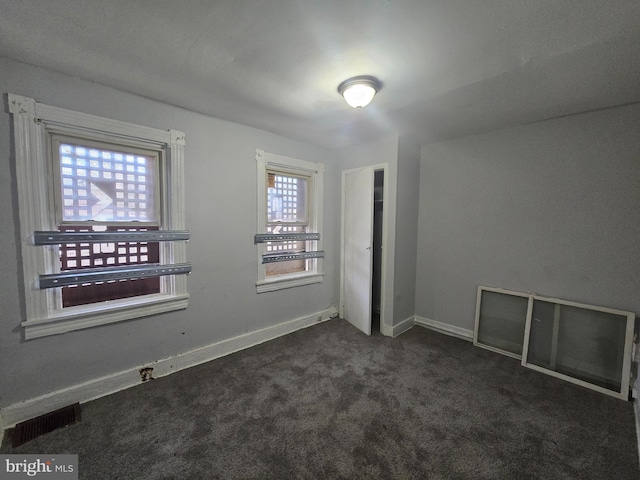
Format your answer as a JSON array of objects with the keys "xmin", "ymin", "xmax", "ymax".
[
  {"xmin": 265, "ymin": 225, "xmax": 307, "ymax": 277},
  {"xmin": 267, "ymin": 173, "xmax": 307, "ymax": 223},
  {"xmin": 59, "ymin": 225, "xmax": 160, "ymax": 307},
  {"xmin": 527, "ymin": 300, "xmax": 628, "ymax": 392},
  {"xmin": 266, "ymin": 259, "xmax": 306, "ymax": 276},
  {"xmin": 477, "ymin": 290, "xmax": 528, "ymax": 355},
  {"xmin": 265, "ymin": 225, "xmax": 306, "ymax": 254},
  {"xmin": 58, "ymin": 141, "xmax": 158, "ymax": 223}
]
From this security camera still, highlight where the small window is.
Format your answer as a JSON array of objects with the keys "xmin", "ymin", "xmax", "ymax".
[
  {"xmin": 9, "ymin": 94, "xmax": 189, "ymax": 339},
  {"xmin": 256, "ymin": 150, "xmax": 324, "ymax": 292}
]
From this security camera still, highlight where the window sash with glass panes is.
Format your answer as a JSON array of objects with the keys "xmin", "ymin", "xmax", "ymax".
[
  {"xmin": 266, "ymin": 171, "xmax": 309, "ymax": 276},
  {"xmin": 53, "ymin": 135, "xmax": 162, "ymax": 307}
]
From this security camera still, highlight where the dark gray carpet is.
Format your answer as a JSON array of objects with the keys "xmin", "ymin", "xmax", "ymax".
[{"xmin": 2, "ymin": 319, "xmax": 639, "ymax": 479}]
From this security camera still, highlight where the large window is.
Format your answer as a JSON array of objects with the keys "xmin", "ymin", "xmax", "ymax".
[
  {"xmin": 54, "ymin": 137, "xmax": 163, "ymax": 308},
  {"xmin": 9, "ymin": 94, "xmax": 189, "ymax": 339},
  {"xmin": 256, "ymin": 150, "xmax": 323, "ymax": 292}
]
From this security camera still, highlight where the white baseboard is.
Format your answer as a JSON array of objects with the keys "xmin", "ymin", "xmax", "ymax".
[
  {"xmin": 390, "ymin": 316, "xmax": 415, "ymax": 338},
  {"xmin": 414, "ymin": 315, "xmax": 473, "ymax": 341},
  {"xmin": 380, "ymin": 321, "xmax": 393, "ymax": 337},
  {"xmin": 1, "ymin": 307, "xmax": 338, "ymax": 430}
]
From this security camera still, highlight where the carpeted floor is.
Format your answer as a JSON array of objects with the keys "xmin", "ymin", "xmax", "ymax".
[{"xmin": 2, "ymin": 319, "xmax": 639, "ymax": 479}]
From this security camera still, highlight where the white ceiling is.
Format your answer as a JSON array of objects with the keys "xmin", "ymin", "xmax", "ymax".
[{"xmin": 1, "ymin": 0, "xmax": 639, "ymax": 148}]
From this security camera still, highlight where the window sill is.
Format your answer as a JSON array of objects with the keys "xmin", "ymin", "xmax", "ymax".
[
  {"xmin": 21, "ymin": 293, "xmax": 190, "ymax": 339},
  {"xmin": 256, "ymin": 273, "xmax": 323, "ymax": 293}
]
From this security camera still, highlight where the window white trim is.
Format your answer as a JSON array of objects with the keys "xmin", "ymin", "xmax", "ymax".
[
  {"xmin": 8, "ymin": 94, "xmax": 189, "ymax": 339},
  {"xmin": 256, "ymin": 273, "xmax": 324, "ymax": 293},
  {"xmin": 255, "ymin": 149, "xmax": 324, "ymax": 292}
]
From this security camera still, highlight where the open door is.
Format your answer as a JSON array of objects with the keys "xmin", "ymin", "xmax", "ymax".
[{"xmin": 341, "ymin": 166, "xmax": 374, "ymax": 335}]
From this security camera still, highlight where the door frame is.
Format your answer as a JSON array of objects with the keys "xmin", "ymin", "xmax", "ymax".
[{"xmin": 340, "ymin": 163, "xmax": 390, "ymax": 335}]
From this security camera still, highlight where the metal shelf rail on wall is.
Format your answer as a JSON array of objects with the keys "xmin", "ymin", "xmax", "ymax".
[
  {"xmin": 33, "ymin": 230, "xmax": 192, "ymax": 288},
  {"xmin": 254, "ymin": 232, "xmax": 324, "ymax": 263}
]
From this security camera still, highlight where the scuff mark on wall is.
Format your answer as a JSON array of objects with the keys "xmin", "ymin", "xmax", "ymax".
[{"xmin": 139, "ymin": 367, "xmax": 154, "ymax": 382}]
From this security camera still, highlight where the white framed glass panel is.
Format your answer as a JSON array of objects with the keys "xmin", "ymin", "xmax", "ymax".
[
  {"xmin": 474, "ymin": 286, "xmax": 531, "ymax": 358},
  {"xmin": 473, "ymin": 284, "xmax": 635, "ymax": 400},
  {"xmin": 523, "ymin": 297, "xmax": 635, "ymax": 400}
]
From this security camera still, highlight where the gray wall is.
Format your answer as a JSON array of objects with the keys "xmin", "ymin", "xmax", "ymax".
[
  {"xmin": 337, "ymin": 135, "xmax": 421, "ymax": 329},
  {"xmin": 393, "ymin": 137, "xmax": 420, "ymax": 323},
  {"xmin": 0, "ymin": 56, "xmax": 341, "ymax": 407},
  {"xmin": 416, "ymin": 103, "xmax": 640, "ymax": 332}
]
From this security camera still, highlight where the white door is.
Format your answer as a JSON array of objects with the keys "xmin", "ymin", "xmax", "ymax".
[{"xmin": 341, "ymin": 166, "xmax": 374, "ymax": 335}]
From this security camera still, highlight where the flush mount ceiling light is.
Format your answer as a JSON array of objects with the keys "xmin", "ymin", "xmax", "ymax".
[{"xmin": 338, "ymin": 76, "xmax": 381, "ymax": 109}]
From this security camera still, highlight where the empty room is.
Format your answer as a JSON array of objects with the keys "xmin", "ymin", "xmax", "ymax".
[{"xmin": 1, "ymin": 1, "xmax": 639, "ymax": 478}]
